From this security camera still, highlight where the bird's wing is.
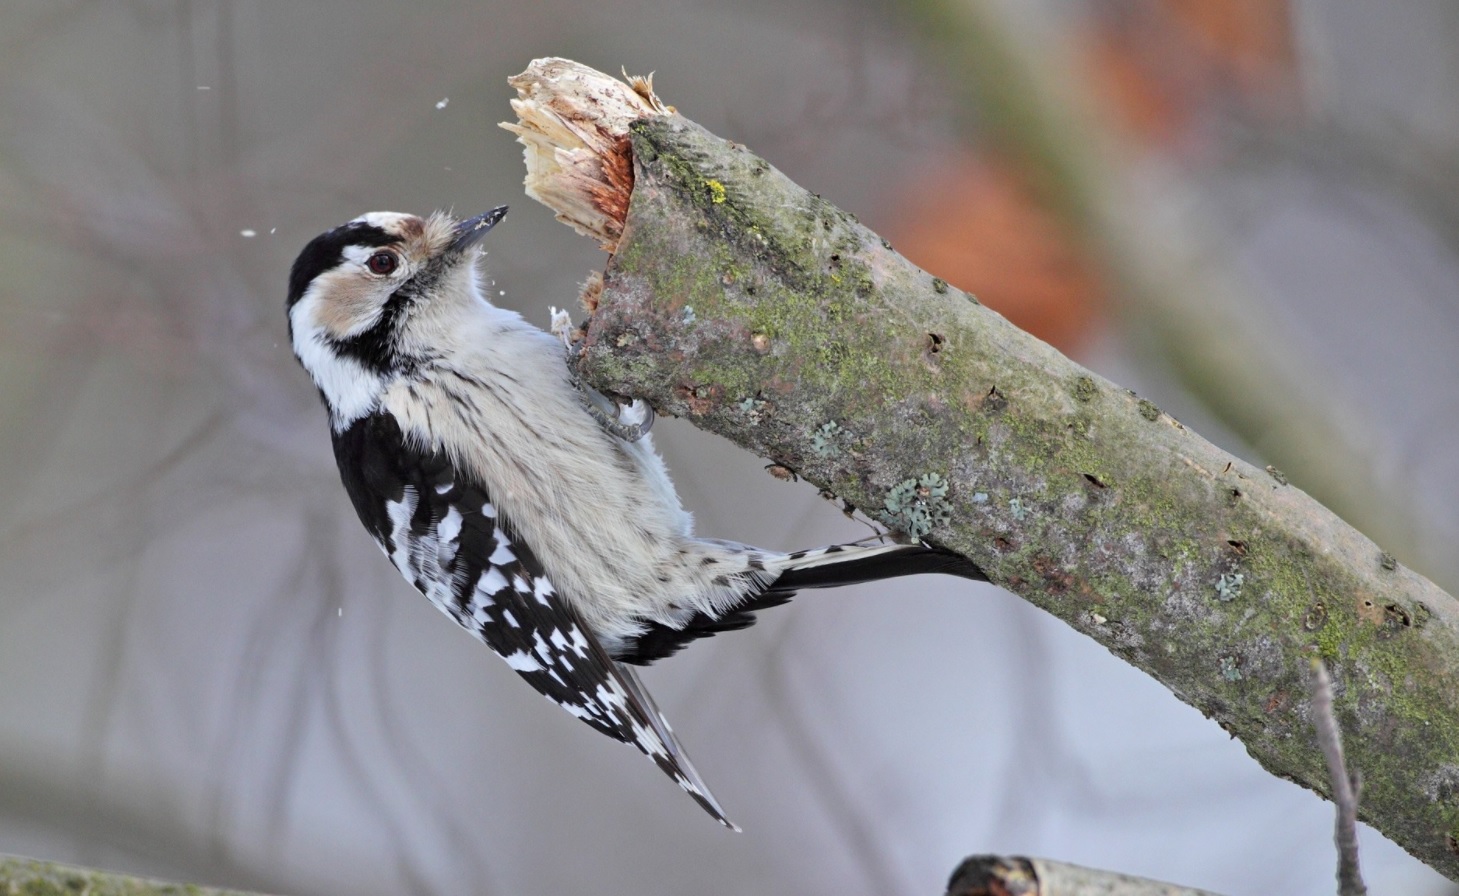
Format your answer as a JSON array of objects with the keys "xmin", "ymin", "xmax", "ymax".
[{"xmin": 337, "ymin": 412, "xmax": 733, "ymax": 827}]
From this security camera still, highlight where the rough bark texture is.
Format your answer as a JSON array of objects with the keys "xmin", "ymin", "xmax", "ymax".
[
  {"xmin": 0, "ymin": 855, "xmax": 268, "ymax": 895},
  {"xmin": 946, "ymin": 855, "xmax": 1225, "ymax": 896},
  {"xmin": 564, "ymin": 112, "xmax": 1459, "ymax": 879},
  {"xmin": 895, "ymin": 0, "xmax": 1458, "ymax": 593}
]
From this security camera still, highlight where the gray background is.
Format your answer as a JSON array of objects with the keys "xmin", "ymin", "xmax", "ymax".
[{"xmin": 2, "ymin": 1, "xmax": 1457, "ymax": 894}]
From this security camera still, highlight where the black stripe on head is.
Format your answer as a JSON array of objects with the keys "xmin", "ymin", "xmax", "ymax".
[
  {"xmin": 286, "ymin": 221, "xmax": 397, "ymax": 308},
  {"xmin": 328, "ymin": 284, "xmax": 415, "ymax": 375}
]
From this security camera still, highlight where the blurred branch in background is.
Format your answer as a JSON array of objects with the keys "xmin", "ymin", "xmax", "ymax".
[
  {"xmin": 0, "ymin": 855, "xmax": 267, "ymax": 896},
  {"xmin": 891, "ymin": 0, "xmax": 1459, "ymax": 596},
  {"xmin": 944, "ymin": 855, "xmax": 1225, "ymax": 896}
]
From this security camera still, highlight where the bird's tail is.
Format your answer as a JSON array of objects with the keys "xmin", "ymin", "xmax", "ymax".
[
  {"xmin": 616, "ymin": 539, "xmax": 986, "ymax": 666},
  {"xmin": 769, "ymin": 539, "xmax": 987, "ymax": 592}
]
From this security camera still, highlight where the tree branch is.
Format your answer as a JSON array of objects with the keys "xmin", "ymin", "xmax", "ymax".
[
  {"xmin": 504, "ymin": 58, "xmax": 1459, "ymax": 882},
  {"xmin": 892, "ymin": 1, "xmax": 1459, "ymax": 592},
  {"xmin": 945, "ymin": 855, "xmax": 1225, "ymax": 896},
  {"xmin": 0, "ymin": 854, "xmax": 269, "ymax": 895}
]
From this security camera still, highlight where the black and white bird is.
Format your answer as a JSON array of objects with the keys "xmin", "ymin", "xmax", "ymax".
[{"xmin": 286, "ymin": 206, "xmax": 985, "ymax": 827}]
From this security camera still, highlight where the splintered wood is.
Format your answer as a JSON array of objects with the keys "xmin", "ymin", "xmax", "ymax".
[{"xmin": 502, "ymin": 58, "xmax": 671, "ymax": 251}]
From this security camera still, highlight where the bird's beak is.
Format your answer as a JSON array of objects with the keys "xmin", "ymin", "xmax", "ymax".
[{"xmin": 449, "ymin": 206, "xmax": 509, "ymax": 254}]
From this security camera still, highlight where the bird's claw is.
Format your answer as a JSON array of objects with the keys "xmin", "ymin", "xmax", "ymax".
[
  {"xmin": 554, "ymin": 306, "xmax": 654, "ymax": 442},
  {"xmin": 549, "ymin": 306, "xmax": 575, "ymax": 349}
]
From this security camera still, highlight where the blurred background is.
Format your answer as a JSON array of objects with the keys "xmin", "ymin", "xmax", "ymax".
[{"xmin": 2, "ymin": 0, "xmax": 1458, "ymax": 893}]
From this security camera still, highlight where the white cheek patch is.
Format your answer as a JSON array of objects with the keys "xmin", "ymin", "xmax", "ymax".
[{"xmin": 289, "ymin": 284, "xmax": 386, "ymax": 427}]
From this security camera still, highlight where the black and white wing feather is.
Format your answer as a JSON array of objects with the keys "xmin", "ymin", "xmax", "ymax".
[{"xmin": 332, "ymin": 412, "xmax": 734, "ymax": 827}]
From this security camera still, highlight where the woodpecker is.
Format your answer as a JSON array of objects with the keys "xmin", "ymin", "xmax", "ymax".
[{"xmin": 286, "ymin": 207, "xmax": 985, "ymax": 827}]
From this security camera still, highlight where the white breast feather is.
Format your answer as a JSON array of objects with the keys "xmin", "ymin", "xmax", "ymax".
[{"xmin": 380, "ymin": 268, "xmax": 771, "ymax": 649}]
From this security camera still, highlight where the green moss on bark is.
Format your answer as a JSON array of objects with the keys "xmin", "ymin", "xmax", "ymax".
[
  {"xmin": 575, "ymin": 114, "xmax": 1459, "ymax": 881},
  {"xmin": 0, "ymin": 856, "xmax": 262, "ymax": 895}
]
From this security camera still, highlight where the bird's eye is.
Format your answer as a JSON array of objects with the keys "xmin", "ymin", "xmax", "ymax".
[{"xmin": 366, "ymin": 251, "xmax": 398, "ymax": 275}]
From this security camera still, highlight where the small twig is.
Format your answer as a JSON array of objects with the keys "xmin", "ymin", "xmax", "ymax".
[{"xmin": 1310, "ymin": 659, "xmax": 1368, "ymax": 896}]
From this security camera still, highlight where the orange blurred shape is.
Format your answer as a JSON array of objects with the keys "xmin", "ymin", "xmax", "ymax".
[
  {"xmin": 883, "ymin": 2, "xmax": 1297, "ymax": 358},
  {"xmin": 1161, "ymin": 0, "xmax": 1295, "ymax": 94},
  {"xmin": 882, "ymin": 153, "xmax": 1108, "ymax": 357},
  {"xmin": 1079, "ymin": 0, "xmax": 1298, "ymax": 150}
]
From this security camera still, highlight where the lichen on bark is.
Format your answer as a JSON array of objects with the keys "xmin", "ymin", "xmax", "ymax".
[
  {"xmin": 0, "ymin": 855, "xmax": 264, "ymax": 895},
  {"xmin": 508, "ymin": 58, "xmax": 1459, "ymax": 881}
]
